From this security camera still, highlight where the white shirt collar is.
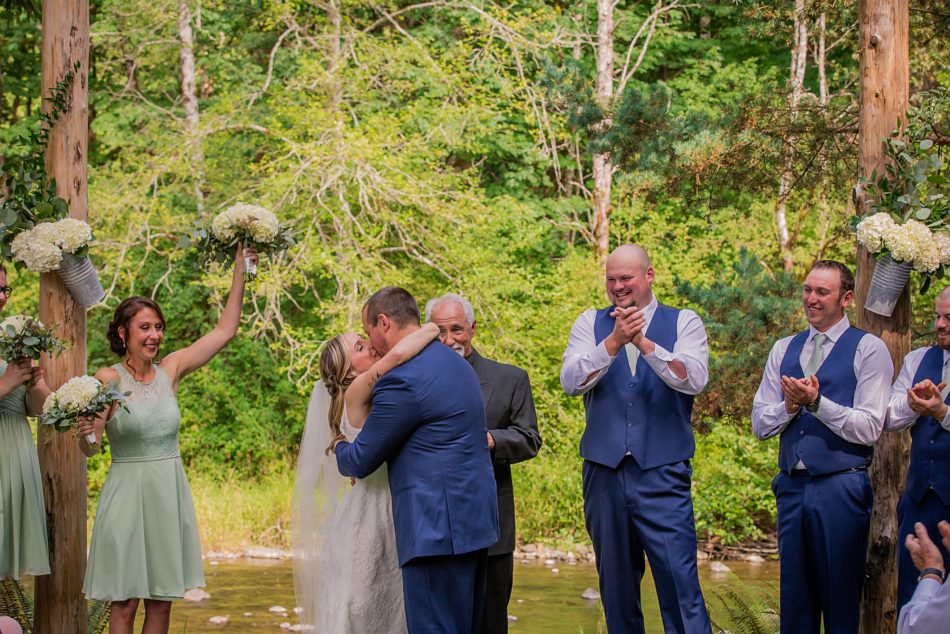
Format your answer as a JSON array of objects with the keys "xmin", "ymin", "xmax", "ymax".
[{"xmin": 809, "ymin": 314, "xmax": 850, "ymax": 344}]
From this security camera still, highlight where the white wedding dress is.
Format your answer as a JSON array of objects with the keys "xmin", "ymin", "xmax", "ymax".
[{"xmin": 293, "ymin": 381, "xmax": 407, "ymax": 633}]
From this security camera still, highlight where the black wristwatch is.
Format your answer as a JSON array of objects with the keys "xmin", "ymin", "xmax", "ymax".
[
  {"xmin": 805, "ymin": 393, "xmax": 821, "ymax": 413},
  {"xmin": 918, "ymin": 567, "xmax": 946, "ymax": 583}
]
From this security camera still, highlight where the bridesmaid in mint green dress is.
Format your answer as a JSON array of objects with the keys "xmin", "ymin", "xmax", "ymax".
[
  {"xmin": 77, "ymin": 246, "xmax": 257, "ymax": 634},
  {"xmin": 0, "ymin": 264, "xmax": 52, "ymax": 583}
]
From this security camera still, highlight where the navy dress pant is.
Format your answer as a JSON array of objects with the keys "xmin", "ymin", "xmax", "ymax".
[
  {"xmin": 772, "ymin": 470, "xmax": 872, "ymax": 634},
  {"xmin": 897, "ymin": 489, "xmax": 950, "ymax": 612},
  {"xmin": 401, "ymin": 549, "xmax": 488, "ymax": 634},
  {"xmin": 582, "ymin": 457, "xmax": 711, "ymax": 634}
]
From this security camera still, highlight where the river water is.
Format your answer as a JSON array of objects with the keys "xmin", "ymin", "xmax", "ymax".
[{"xmin": 151, "ymin": 557, "xmax": 778, "ymax": 632}]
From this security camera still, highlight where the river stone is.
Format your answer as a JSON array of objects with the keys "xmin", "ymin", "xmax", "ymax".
[
  {"xmin": 744, "ymin": 554, "xmax": 766, "ymax": 564},
  {"xmin": 279, "ymin": 623, "xmax": 291, "ymax": 630},
  {"xmin": 709, "ymin": 561, "xmax": 731, "ymax": 573},
  {"xmin": 243, "ymin": 613, "xmax": 253, "ymax": 617},
  {"xmin": 208, "ymin": 616, "xmax": 229, "ymax": 625},
  {"xmin": 696, "ymin": 549, "xmax": 710, "ymax": 560},
  {"xmin": 184, "ymin": 588, "xmax": 211, "ymax": 602},
  {"xmin": 544, "ymin": 558, "xmax": 556, "ymax": 566},
  {"xmin": 270, "ymin": 606, "xmax": 289, "ymax": 614},
  {"xmin": 521, "ymin": 543, "xmax": 538, "ymax": 553},
  {"xmin": 294, "ymin": 607, "xmax": 304, "ymax": 615},
  {"xmin": 246, "ymin": 547, "xmax": 285, "ymax": 559},
  {"xmin": 551, "ymin": 568, "xmax": 560, "ymax": 574},
  {"xmin": 582, "ymin": 588, "xmax": 601, "ymax": 601},
  {"xmin": 507, "ymin": 615, "xmax": 518, "ymax": 622}
]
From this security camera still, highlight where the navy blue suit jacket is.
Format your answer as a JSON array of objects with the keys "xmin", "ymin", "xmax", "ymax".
[{"xmin": 335, "ymin": 340, "xmax": 500, "ymax": 566}]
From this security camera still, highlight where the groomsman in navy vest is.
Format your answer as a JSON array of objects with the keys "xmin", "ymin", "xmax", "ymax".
[
  {"xmin": 561, "ymin": 244, "xmax": 712, "ymax": 633},
  {"xmin": 887, "ymin": 286, "xmax": 950, "ymax": 613},
  {"xmin": 752, "ymin": 260, "xmax": 893, "ymax": 633}
]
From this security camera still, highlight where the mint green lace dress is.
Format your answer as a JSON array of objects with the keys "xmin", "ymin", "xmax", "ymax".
[
  {"xmin": 0, "ymin": 361, "xmax": 50, "ymax": 579},
  {"xmin": 83, "ymin": 363, "xmax": 205, "ymax": 600}
]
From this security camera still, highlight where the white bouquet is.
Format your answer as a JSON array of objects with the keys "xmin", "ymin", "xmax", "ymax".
[
  {"xmin": 41, "ymin": 375, "xmax": 127, "ymax": 444},
  {"xmin": 181, "ymin": 203, "xmax": 293, "ymax": 279},
  {"xmin": 855, "ymin": 212, "xmax": 950, "ymax": 273},
  {"xmin": 0, "ymin": 314, "xmax": 65, "ymax": 361},
  {"xmin": 10, "ymin": 218, "xmax": 93, "ymax": 273}
]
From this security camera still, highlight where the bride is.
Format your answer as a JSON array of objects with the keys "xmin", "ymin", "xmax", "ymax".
[{"xmin": 292, "ymin": 322, "xmax": 439, "ymax": 631}]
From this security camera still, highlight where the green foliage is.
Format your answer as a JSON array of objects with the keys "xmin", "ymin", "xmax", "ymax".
[
  {"xmin": 676, "ymin": 249, "xmax": 803, "ymax": 420},
  {"xmin": 0, "ymin": 316, "xmax": 65, "ymax": 361},
  {"xmin": 0, "ymin": 578, "xmax": 32, "ymax": 633},
  {"xmin": 709, "ymin": 582, "xmax": 780, "ymax": 634}
]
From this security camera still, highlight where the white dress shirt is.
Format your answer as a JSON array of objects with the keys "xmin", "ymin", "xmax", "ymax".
[
  {"xmin": 898, "ymin": 578, "xmax": 950, "ymax": 634},
  {"xmin": 751, "ymin": 316, "xmax": 893, "ymax": 447},
  {"xmin": 559, "ymin": 297, "xmax": 709, "ymax": 397},
  {"xmin": 887, "ymin": 347, "xmax": 950, "ymax": 432}
]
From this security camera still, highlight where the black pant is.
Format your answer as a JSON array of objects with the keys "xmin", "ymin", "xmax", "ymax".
[{"xmin": 485, "ymin": 552, "xmax": 514, "ymax": 634}]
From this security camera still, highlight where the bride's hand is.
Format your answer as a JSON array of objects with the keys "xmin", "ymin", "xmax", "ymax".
[{"xmin": 237, "ymin": 244, "xmax": 259, "ymax": 270}]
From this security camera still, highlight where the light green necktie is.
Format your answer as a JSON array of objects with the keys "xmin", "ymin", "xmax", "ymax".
[
  {"xmin": 803, "ymin": 333, "xmax": 828, "ymax": 376},
  {"xmin": 942, "ymin": 359, "xmax": 950, "ymax": 400}
]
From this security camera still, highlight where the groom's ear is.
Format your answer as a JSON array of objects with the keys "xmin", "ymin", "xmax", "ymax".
[{"xmin": 376, "ymin": 313, "xmax": 391, "ymax": 332}]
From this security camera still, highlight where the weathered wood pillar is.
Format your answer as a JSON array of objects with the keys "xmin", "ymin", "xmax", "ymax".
[
  {"xmin": 34, "ymin": 0, "xmax": 89, "ymax": 631},
  {"xmin": 855, "ymin": 1, "xmax": 909, "ymax": 632}
]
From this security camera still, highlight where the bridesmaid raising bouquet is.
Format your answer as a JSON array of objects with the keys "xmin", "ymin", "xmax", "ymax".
[{"xmin": 76, "ymin": 245, "xmax": 258, "ymax": 634}]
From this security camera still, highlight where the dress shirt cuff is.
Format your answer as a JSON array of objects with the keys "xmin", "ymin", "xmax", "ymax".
[
  {"xmin": 643, "ymin": 345, "xmax": 689, "ymax": 386},
  {"xmin": 910, "ymin": 577, "xmax": 942, "ymax": 603},
  {"xmin": 812, "ymin": 396, "xmax": 840, "ymax": 429},
  {"xmin": 887, "ymin": 397, "xmax": 919, "ymax": 432},
  {"xmin": 942, "ymin": 408, "xmax": 950, "ymax": 432}
]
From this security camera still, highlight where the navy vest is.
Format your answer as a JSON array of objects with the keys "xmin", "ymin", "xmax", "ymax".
[
  {"xmin": 906, "ymin": 346, "xmax": 950, "ymax": 505},
  {"xmin": 582, "ymin": 304, "xmax": 695, "ymax": 470},
  {"xmin": 777, "ymin": 326, "xmax": 873, "ymax": 475}
]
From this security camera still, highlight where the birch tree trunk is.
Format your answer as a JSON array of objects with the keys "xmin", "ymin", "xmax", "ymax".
[
  {"xmin": 855, "ymin": 1, "xmax": 910, "ymax": 631},
  {"xmin": 34, "ymin": 0, "xmax": 89, "ymax": 630},
  {"xmin": 592, "ymin": 0, "xmax": 614, "ymax": 261},
  {"xmin": 178, "ymin": 0, "xmax": 205, "ymax": 214},
  {"xmin": 774, "ymin": 0, "xmax": 808, "ymax": 273}
]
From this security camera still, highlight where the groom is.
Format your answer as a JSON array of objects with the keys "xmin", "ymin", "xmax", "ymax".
[{"xmin": 335, "ymin": 286, "xmax": 500, "ymax": 634}]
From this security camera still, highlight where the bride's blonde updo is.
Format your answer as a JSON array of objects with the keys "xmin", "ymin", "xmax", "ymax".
[{"xmin": 319, "ymin": 335, "xmax": 354, "ymax": 455}]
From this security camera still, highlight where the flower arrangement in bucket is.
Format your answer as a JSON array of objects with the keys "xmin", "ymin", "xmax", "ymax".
[
  {"xmin": 9, "ymin": 218, "xmax": 105, "ymax": 308},
  {"xmin": 0, "ymin": 315, "xmax": 66, "ymax": 363},
  {"xmin": 854, "ymin": 114, "xmax": 948, "ymax": 316},
  {"xmin": 181, "ymin": 203, "xmax": 294, "ymax": 280},
  {"xmin": 41, "ymin": 375, "xmax": 128, "ymax": 445}
]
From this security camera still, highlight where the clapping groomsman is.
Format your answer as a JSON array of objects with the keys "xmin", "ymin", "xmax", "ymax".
[
  {"xmin": 560, "ymin": 244, "xmax": 712, "ymax": 633},
  {"xmin": 752, "ymin": 260, "xmax": 892, "ymax": 633},
  {"xmin": 426, "ymin": 294, "xmax": 542, "ymax": 634},
  {"xmin": 887, "ymin": 286, "xmax": 950, "ymax": 613}
]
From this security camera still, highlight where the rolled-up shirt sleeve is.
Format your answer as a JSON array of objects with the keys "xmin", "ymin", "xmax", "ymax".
[
  {"xmin": 560, "ymin": 310, "xmax": 615, "ymax": 397},
  {"xmin": 642, "ymin": 309, "xmax": 708, "ymax": 395},
  {"xmin": 752, "ymin": 338, "xmax": 795, "ymax": 440},
  {"xmin": 812, "ymin": 335, "xmax": 893, "ymax": 446}
]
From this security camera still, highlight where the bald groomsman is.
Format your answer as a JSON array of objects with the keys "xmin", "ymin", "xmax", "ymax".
[
  {"xmin": 561, "ymin": 244, "xmax": 712, "ymax": 633},
  {"xmin": 426, "ymin": 294, "xmax": 542, "ymax": 634},
  {"xmin": 753, "ymin": 260, "xmax": 892, "ymax": 633},
  {"xmin": 887, "ymin": 286, "xmax": 950, "ymax": 613}
]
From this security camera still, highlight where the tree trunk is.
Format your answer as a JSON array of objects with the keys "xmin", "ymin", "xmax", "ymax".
[
  {"xmin": 592, "ymin": 0, "xmax": 614, "ymax": 261},
  {"xmin": 856, "ymin": 1, "xmax": 910, "ymax": 632},
  {"xmin": 774, "ymin": 0, "xmax": 808, "ymax": 273},
  {"xmin": 34, "ymin": 1, "xmax": 89, "ymax": 631},
  {"xmin": 816, "ymin": 12, "xmax": 829, "ymax": 107},
  {"xmin": 178, "ymin": 0, "xmax": 205, "ymax": 214}
]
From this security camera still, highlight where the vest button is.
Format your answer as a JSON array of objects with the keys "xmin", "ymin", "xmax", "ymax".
[
  {"xmin": 932, "ymin": 440, "xmax": 936, "ymax": 444},
  {"xmin": 800, "ymin": 430, "xmax": 805, "ymax": 435},
  {"xmin": 627, "ymin": 423, "xmax": 632, "ymax": 428},
  {"xmin": 628, "ymin": 382, "xmax": 635, "ymax": 388}
]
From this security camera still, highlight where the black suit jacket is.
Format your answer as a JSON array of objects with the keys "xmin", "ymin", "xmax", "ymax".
[{"xmin": 467, "ymin": 348, "xmax": 541, "ymax": 555}]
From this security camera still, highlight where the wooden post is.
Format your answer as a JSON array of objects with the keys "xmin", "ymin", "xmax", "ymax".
[
  {"xmin": 855, "ymin": 1, "xmax": 909, "ymax": 632},
  {"xmin": 34, "ymin": 1, "xmax": 89, "ymax": 631}
]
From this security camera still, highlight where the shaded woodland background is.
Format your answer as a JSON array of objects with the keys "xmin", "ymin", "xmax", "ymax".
[{"xmin": 1, "ymin": 0, "xmax": 948, "ymax": 550}]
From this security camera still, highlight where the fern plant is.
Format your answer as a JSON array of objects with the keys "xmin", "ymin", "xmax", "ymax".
[
  {"xmin": 709, "ymin": 582, "xmax": 780, "ymax": 634},
  {"xmin": 0, "ymin": 579, "xmax": 111, "ymax": 634}
]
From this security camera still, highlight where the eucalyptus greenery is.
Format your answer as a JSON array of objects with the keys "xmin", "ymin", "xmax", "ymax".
[
  {"xmin": 40, "ymin": 380, "xmax": 129, "ymax": 434},
  {"xmin": 0, "ymin": 316, "xmax": 65, "ymax": 362},
  {"xmin": 0, "ymin": 60, "xmax": 78, "ymax": 261}
]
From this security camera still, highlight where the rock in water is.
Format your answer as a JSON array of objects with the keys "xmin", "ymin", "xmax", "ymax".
[
  {"xmin": 744, "ymin": 554, "xmax": 766, "ymax": 564},
  {"xmin": 709, "ymin": 561, "xmax": 731, "ymax": 573},
  {"xmin": 507, "ymin": 615, "xmax": 518, "ymax": 622},
  {"xmin": 184, "ymin": 588, "xmax": 211, "ymax": 602},
  {"xmin": 208, "ymin": 616, "xmax": 229, "ymax": 625},
  {"xmin": 581, "ymin": 588, "xmax": 601, "ymax": 601},
  {"xmin": 269, "ymin": 606, "xmax": 289, "ymax": 614},
  {"xmin": 551, "ymin": 568, "xmax": 560, "ymax": 574},
  {"xmin": 245, "ymin": 546, "xmax": 285, "ymax": 559}
]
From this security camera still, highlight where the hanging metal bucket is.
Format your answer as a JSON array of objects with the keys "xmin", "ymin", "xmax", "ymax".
[
  {"xmin": 865, "ymin": 254, "xmax": 913, "ymax": 317},
  {"xmin": 57, "ymin": 252, "xmax": 105, "ymax": 309}
]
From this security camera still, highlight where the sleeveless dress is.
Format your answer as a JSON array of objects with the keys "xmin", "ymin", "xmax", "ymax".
[
  {"xmin": 83, "ymin": 363, "xmax": 204, "ymax": 601},
  {"xmin": 316, "ymin": 409, "xmax": 407, "ymax": 632},
  {"xmin": 0, "ymin": 361, "xmax": 50, "ymax": 579}
]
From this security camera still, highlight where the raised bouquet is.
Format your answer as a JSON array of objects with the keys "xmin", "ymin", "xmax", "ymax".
[
  {"xmin": 10, "ymin": 217, "xmax": 93, "ymax": 273},
  {"xmin": 41, "ymin": 375, "xmax": 127, "ymax": 444},
  {"xmin": 0, "ymin": 315, "xmax": 65, "ymax": 362},
  {"xmin": 181, "ymin": 203, "xmax": 293, "ymax": 280}
]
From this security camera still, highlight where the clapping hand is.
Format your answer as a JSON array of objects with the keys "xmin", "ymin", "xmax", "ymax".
[
  {"xmin": 907, "ymin": 379, "xmax": 948, "ymax": 419},
  {"xmin": 905, "ymin": 521, "xmax": 950, "ymax": 577},
  {"xmin": 781, "ymin": 374, "xmax": 820, "ymax": 414}
]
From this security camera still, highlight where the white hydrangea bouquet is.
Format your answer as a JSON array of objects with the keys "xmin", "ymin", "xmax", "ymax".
[
  {"xmin": 0, "ymin": 315, "xmax": 65, "ymax": 362},
  {"xmin": 41, "ymin": 376, "xmax": 128, "ymax": 444},
  {"xmin": 181, "ymin": 203, "xmax": 294, "ymax": 280},
  {"xmin": 9, "ymin": 217, "xmax": 92, "ymax": 273},
  {"xmin": 856, "ymin": 213, "xmax": 950, "ymax": 276}
]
